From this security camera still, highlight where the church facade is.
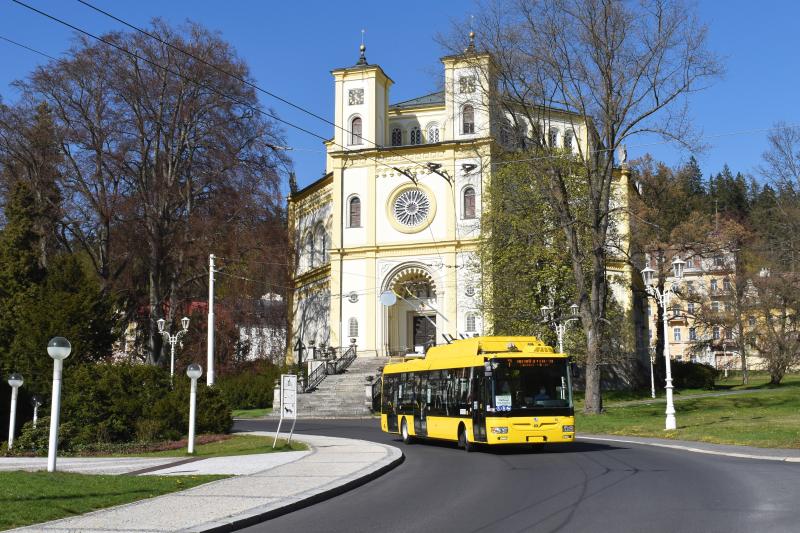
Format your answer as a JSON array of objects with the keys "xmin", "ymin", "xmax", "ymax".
[{"xmin": 287, "ymin": 42, "xmax": 640, "ymax": 362}]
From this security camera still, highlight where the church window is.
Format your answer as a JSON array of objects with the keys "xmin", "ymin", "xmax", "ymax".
[
  {"xmin": 426, "ymin": 123, "xmax": 440, "ymax": 143},
  {"xmin": 350, "ymin": 117, "xmax": 363, "ymax": 145},
  {"xmin": 305, "ymin": 233, "xmax": 315, "ymax": 269},
  {"xmin": 548, "ymin": 128, "xmax": 559, "ymax": 147},
  {"xmin": 410, "ymin": 126, "xmax": 421, "ymax": 145},
  {"xmin": 462, "ymin": 105, "xmax": 475, "ymax": 134},
  {"xmin": 393, "ymin": 188, "xmax": 431, "ymax": 227},
  {"xmin": 315, "ymin": 224, "xmax": 328, "ymax": 264},
  {"xmin": 466, "ymin": 313, "xmax": 477, "ymax": 332},
  {"xmin": 349, "ymin": 317, "xmax": 359, "ymax": 338},
  {"xmin": 564, "ymin": 130, "xmax": 574, "ymax": 151},
  {"xmin": 391, "ymin": 128, "xmax": 402, "ymax": 146},
  {"xmin": 459, "ymin": 75, "xmax": 476, "ymax": 93},
  {"xmin": 463, "ymin": 187, "xmax": 476, "ymax": 219},
  {"xmin": 349, "ymin": 196, "xmax": 361, "ymax": 227}
]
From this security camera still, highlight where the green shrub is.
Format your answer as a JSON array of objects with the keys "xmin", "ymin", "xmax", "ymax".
[
  {"xmin": 151, "ymin": 381, "xmax": 232, "ymax": 441},
  {"xmin": 672, "ymin": 361, "xmax": 719, "ymax": 389},
  {"xmin": 9, "ymin": 417, "xmax": 78, "ymax": 456},
  {"xmin": 216, "ymin": 362, "xmax": 283, "ymax": 410}
]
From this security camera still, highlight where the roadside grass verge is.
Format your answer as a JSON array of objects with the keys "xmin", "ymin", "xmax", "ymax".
[
  {"xmin": 232, "ymin": 407, "xmax": 272, "ymax": 418},
  {"xmin": 0, "ymin": 471, "xmax": 224, "ymax": 531},
  {"xmin": 577, "ymin": 385, "xmax": 800, "ymax": 448},
  {"xmin": 574, "ymin": 373, "xmax": 800, "ymax": 408}
]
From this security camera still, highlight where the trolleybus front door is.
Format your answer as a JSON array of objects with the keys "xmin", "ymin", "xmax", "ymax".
[
  {"xmin": 414, "ymin": 373, "xmax": 427, "ymax": 437},
  {"xmin": 386, "ymin": 376, "xmax": 398, "ymax": 432},
  {"xmin": 471, "ymin": 373, "xmax": 487, "ymax": 442}
]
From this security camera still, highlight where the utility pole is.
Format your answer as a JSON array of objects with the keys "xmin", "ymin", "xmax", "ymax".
[{"xmin": 207, "ymin": 254, "xmax": 216, "ymax": 386}]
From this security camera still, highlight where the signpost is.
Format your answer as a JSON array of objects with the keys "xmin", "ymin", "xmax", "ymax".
[{"xmin": 273, "ymin": 374, "xmax": 297, "ymax": 448}]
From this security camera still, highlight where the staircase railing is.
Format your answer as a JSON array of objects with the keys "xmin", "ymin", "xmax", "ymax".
[
  {"xmin": 370, "ymin": 374, "xmax": 382, "ymax": 413},
  {"xmin": 303, "ymin": 343, "xmax": 358, "ymax": 392},
  {"xmin": 305, "ymin": 361, "xmax": 327, "ymax": 392},
  {"xmin": 334, "ymin": 344, "xmax": 357, "ymax": 374}
]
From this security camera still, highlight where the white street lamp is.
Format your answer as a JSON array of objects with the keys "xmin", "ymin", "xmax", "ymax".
[
  {"xmin": 159, "ymin": 317, "xmax": 190, "ymax": 383},
  {"xmin": 541, "ymin": 302, "xmax": 581, "ymax": 354},
  {"xmin": 641, "ymin": 261, "xmax": 681, "ymax": 430},
  {"xmin": 186, "ymin": 363, "xmax": 203, "ymax": 454},
  {"xmin": 46, "ymin": 336, "xmax": 71, "ymax": 472},
  {"xmin": 7, "ymin": 373, "xmax": 23, "ymax": 450},
  {"xmin": 649, "ymin": 346, "xmax": 656, "ymax": 399},
  {"xmin": 30, "ymin": 394, "xmax": 42, "ymax": 429}
]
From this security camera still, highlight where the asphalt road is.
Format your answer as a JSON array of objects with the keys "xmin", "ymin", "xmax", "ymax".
[{"xmin": 234, "ymin": 419, "xmax": 800, "ymax": 533}]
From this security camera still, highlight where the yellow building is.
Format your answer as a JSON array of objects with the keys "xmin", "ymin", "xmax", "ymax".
[{"xmin": 287, "ymin": 41, "xmax": 642, "ymax": 366}]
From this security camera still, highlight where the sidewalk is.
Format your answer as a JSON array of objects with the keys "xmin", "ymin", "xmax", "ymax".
[
  {"xmin": 579, "ymin": 433, "xmax": 800, "ymax": 462},
  {"xmin": 9, "ymin": 432, "xmax": 403, "ymax": 533}
]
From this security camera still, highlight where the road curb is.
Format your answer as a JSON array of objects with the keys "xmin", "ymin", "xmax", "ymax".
[
  {"xmin": 186, "ymin": 438, "xmax": 404, "ymax": 533},
  {"xmin": 579, "ymin": 434, "xmax": 800, "ymax": 462}
]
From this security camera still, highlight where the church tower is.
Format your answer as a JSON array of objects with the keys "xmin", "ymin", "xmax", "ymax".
[{"xmin": 331, "ymin": 44, "xmax": 393, "ymax": 150}]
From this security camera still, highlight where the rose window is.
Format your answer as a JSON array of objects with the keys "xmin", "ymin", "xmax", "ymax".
[{"xmin": 393, "ymin": 189, "xmax": 431, "ymax": 227}]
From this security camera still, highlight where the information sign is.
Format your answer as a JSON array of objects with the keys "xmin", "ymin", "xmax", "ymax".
[{"xmin": 281, "ymin": 374, "xmax": 297, "ymax": 419}]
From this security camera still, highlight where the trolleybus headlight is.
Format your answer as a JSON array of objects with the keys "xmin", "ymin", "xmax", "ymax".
[
  {"xmin": 491, "ymin": 426, "xmax": 509, "ymax": 434},
  {"xmin": 562, "ymin": 425, "xmax": 574, "ymax": 432}
]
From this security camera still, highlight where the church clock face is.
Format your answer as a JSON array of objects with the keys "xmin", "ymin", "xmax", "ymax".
[{"xmin": 393, "ymin": 189, "xmax": 431, "ymax": 227}]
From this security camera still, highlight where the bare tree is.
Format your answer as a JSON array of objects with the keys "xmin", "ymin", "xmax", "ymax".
[
  {"xmin": 455, "ymin": 0, "xmax": 721, "ymax": 412},
  {"xmin": 750, "ymin": 271, "xmax": 800, "ymax": 385},
  {"xmin": 16, "ymin": 21, "xmax": 289, "ymax": 366}
]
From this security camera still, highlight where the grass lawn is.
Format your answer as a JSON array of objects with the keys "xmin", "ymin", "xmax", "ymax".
[
  {"xmin": 232, "ymin": 407, "xmax": 272, "ymax": 418},
  {"xmin": 0, "ymin": 471, "xmax": 224, "ymax": 531},
  {"xmin": 134, "ymin": 433, "xmax": 307, "ymax": 458},
  {"xmin": 576, "ymin": 383, "xmax": 800, "ymax": 448}
]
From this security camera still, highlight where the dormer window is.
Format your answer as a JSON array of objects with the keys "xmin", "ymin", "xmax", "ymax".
[
  {"xmin": 564, "ymin": 131, "xmax": 574, "ymax": 151},
  {"xmin": 350, "ymin": 117, "xmax": 363, "ymax": 145},
  {"xmin": 410, "ymin": 126, "xmax": 422, "ymax": 145},
  {"xmin": 426, "ymin": 123, "xmax": 440, "ymax": 143},
  {"xmin": 391, "ymin": 128, "xmax": 402, "ymax": 146},
  {"xmin": 548, "ymin": 128, "xmax": 559, "ymax": 147},
  {"xmin": 462, "ymin": 105, "xmax": 475, "ymax": 134}
]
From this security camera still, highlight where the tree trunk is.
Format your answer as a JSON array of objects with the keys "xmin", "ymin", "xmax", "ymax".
[{"xmin": 583, "ymin": 320, "xmax": 602, "ymax": 414}]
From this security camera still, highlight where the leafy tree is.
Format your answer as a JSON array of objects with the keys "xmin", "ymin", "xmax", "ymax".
[{"xmin": 461, "ymin": 0, "xmax": 721, "ymax": 413}]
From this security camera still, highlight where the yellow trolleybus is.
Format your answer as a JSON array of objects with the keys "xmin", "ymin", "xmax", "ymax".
[{"xmin": 380, "ymin": 336, "xmax": 575, "ymax": 450}]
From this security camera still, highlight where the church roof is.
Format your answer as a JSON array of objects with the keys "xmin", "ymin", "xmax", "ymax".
[{"xmin": 390, "ymin": 91, "xmax": 445, "ymax": 110}]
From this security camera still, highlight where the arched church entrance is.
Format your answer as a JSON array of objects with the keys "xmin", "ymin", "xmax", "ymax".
[{"xmin": 382, "ymin": 264, "xmax": 441, "ymax": 356}]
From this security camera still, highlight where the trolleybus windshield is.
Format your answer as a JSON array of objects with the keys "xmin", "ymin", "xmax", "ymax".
[{"xmin": 489, "ymin": 358, "xmax": 573, "ymax": 415}]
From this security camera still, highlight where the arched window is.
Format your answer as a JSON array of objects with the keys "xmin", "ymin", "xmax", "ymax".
[
  {"xmin": 348, "ymin": 196, "xmax": 361, "ymax": 227},
  {"xmin": 305, "ymin": 233, "xmax": 315, "ymax": 269},
  {"xmin": 462, "ymin": 105, "xmax": 475, "ymax": 134},
  {"xmin": 563, "ymin": 131, "xmax": 574, "ymax": 152},
  {"xmin": 409, "ymin": 126, "xmax": 421, "ymax": 145},
  {"xmin": 348, "ymin": 317, "xmax": 359, "ymax": 338},
  {"xmin": 315, "ymin": 225, "xmax": 328, "ymax": 265},
  {"xmin": 463, "ymin": 187, "xmax": 476, "ymax": 219},
  {"xmin": 548, "ymin": 128, "xmax": 559, "ymax": 147},
  {"xmin": 426, "ymin": 123, "xmax": 440, "ymax": 143},
  {"xmin": 465, "ymin": 313, "xmax": 477, "ymax": 333},
  {"xmin": 350, "ymin": 117, "xmax": 363, "ymax": 145},
  {"xmin": 391, "ymin": 128, "xmax": 402, "ymax": 146}
]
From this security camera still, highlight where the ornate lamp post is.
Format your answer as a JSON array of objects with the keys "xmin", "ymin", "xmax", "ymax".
[
  {"xmin": 7, "ymin": 373, "xmax": 23, "ymax": 450},
  {"xmin": 158, "ymin": 316, "xmax": 190, "ymax": 383},
  {"xmin": 649, "ymin": 345, "xmax": 657, "ymax": 399},
  {"xmin": 186, "ymin": 363, "xmax": 203, "ymax": 454},
  {"xmin": 30, "ymin": 394, "xmax": 42, "ymax": 429},
  {"xmin": 47, "ymin": 336, "xmax": 71, "ymax": 472},
  {"xmin": 541, "ymin": 303, "xmax": 581, "ymax": 354},
  {"xmin": 641, "ymin": 256, "xmax": 685, "ymax": 430}
]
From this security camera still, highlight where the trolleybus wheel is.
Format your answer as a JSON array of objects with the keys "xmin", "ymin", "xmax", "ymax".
[
  {"xmin": 401, "ymin": 419, "xmax": 413, "ymax": 444},
  {"xmin": 458, "ymin": 426, "xmax": 473, "ymax": 452}
]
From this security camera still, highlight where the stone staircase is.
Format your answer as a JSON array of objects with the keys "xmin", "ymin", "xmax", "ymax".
[{"xmin": 284, "ymin": 357, "xmax": 388, "ymax": 418}]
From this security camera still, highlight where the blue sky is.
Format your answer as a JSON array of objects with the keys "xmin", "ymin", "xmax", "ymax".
[{"xmin": 1, "ymin": 0, "xmax": 799, "ymax": 190}]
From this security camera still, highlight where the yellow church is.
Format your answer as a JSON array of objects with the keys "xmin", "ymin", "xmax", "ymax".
[{"xmin": 286, "ymin": 39, "xmax": 640, "ymax": 366}]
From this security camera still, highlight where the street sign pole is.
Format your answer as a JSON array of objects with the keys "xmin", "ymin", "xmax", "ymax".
[{"xmin": 273, "ymin": 374, "xmax": 297, "ymax": 448}]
